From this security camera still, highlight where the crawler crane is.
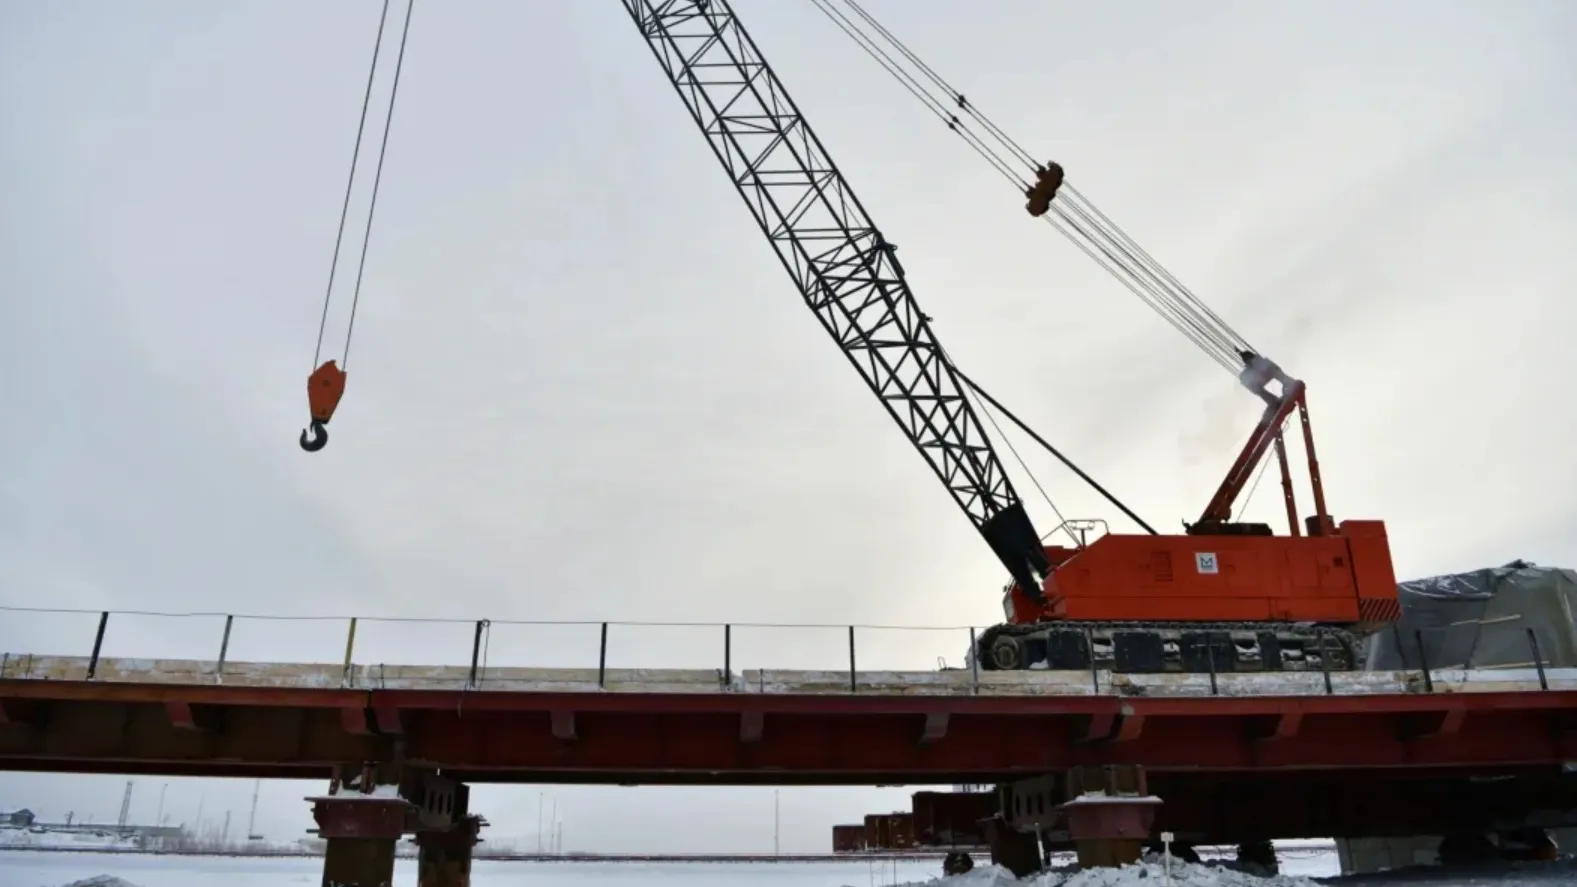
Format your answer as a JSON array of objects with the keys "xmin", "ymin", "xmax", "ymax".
[
  {"xmin": 616, "ymin": 0, "xmax": 1400, "ymax": 673},
  {"xmin": 303, "ymin": 0, "xmax": 1401, "ymax": 674}
]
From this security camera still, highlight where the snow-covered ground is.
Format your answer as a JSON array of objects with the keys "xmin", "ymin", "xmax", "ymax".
[
  {"xmin": 0, "ymin": 831, "xmax": 144, "ymax": 853},
  {"xmin": 4, "ymin": 853, "xmax": 947, "ymax": 886},
  {"xmin": 2, "ymin": 849, "xmax": 1573, "ymax": 887}
]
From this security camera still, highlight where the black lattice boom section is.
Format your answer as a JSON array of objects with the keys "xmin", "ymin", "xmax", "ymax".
[{"xmin": 621, "ymin": 0, "xmax": 1048, "ymax": 587}]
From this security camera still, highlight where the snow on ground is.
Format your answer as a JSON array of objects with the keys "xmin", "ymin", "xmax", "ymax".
[
  {"xmin": 0, "ymin": 830, "xmax": 142, "ymax": 852},
  {"xmin": 892, "ymin": 860, "xmax": 1320, "ymax": 887},
  {"xmin": 2, "ymin": 849, "xmax": 1574, "ymax": 887}
]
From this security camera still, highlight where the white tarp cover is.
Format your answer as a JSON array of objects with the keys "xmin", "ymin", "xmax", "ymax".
[{"xmin": 1363, "ymin": 561, "xmax": 1577, "ymax": 670}]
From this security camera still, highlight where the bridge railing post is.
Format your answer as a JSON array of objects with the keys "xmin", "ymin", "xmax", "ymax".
[
  {"xmin": 467, "ymin": 619, "xmax": 489, "ymax": 689},
  {"xmin": 598, "ymin": 622, "xmax": 608, "ymax": 689},
  {"xmin": 847, "ymin": 626, "xmax": 857, "ymax": 693},
  {"xmin": 968, "ymin": 627, "xmax": 979, "ymax": 695},
  {"xmin": 85, "ymin": 611, "xmax": 110, "ymax": 680},
  {"xmin": 214, "ymin": 615, "xmax": 234, "ymax": 684},
  {"xmin": 1414, "ymin": 629, "xmax": 1433, "ymax": 693},
  {"xmin": 1529, "ymin": 628, "xmax": 1549, "ymax": 691},
  {"xmin": 341, "ymin": 617, "xmax": 358, "ymax": 687},
  {"xmin": 1317, "ymin": 632, "xmax": 1334, "ymax": 695}
]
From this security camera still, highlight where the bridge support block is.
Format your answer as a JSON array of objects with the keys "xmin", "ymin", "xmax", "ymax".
[
  {"xmin": 1061, "ymin": 765, "xmax": 1162, "ymax": 869},
  {"xmin": 309, "ymin": 766, "xmax": 411, "ymax": 887},
  {"xmin": 416, "ymin": 815, "xmax": 485, "ymax": 887},
  {"xmin": 312, "ymin": 796, "xmax": 406, "ymax": 887},
  {"xmin": 321, "ymin": 835, "xmax": 399, "ymax": 887}
]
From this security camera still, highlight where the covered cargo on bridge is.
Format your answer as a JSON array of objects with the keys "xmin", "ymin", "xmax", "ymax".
[{"xmin": 1362, "ymin": 561, "xmax": 1577, "ymax": 670}]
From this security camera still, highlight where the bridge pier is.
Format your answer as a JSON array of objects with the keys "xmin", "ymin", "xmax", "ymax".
[
  {"xmin": 308, "ymin": 764, "xmax": 485, "ymax": 887},
  {"xmin": 416, "ymin": 815, "xmax": 484, "ymax": 887},
  {"xmin": 310, "ymin": 785, "xmax": 406, "ymax": 887}
]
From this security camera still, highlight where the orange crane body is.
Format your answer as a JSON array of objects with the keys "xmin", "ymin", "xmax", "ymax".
[
  {"xmin": 1005, "ymin": 521, "xmax": 1400, "ymax": 629},
  {"xmin": 982, "ymin": 381, "xmax": 1400, "ymax": 671}
]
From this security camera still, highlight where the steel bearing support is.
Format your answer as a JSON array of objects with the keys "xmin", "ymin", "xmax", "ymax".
[
  {"xmin": 1061, "ymin": 765, "xmax": 1162, "ymax": 869},
  {"xmin": 310, "ymin": 792, "xmax": 408, "ymax": 887}
]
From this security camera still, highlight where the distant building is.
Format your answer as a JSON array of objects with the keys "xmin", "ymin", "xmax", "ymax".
[{"xmin": 2, "ymin": 809, "xmax": 36, "ymax": 827}]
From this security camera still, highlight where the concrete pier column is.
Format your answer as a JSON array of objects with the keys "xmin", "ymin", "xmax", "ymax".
[{"xmin": 416, "ymin": 815, "xmax": 484, "ymax": 887}]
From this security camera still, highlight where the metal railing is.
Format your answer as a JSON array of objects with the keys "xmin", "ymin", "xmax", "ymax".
[
  {"xmin": 0, "ymin": 605, "xmax": 1560, "ymax": 696},
  {"xmin": 0, "ymin": 605, "xmax": 984, "ymax": 688}
]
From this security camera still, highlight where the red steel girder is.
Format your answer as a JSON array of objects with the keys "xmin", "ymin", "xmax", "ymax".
[{"xmin": 3, "ymin": 681, "xmax": 1576, "ymax": 783}]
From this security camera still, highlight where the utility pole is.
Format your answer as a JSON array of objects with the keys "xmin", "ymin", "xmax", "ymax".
[
  {"xmin": 246, "ymin": 779, "xmax": 262, "ymax": 840},
  {"xmin": 116, "ymin": 781, "xmax": 134, "ymax": 829},
  {"xmin": 773, "ymin": 790, "xmax": 780, "ymax": 857},
  {"xmin": 156, "ymin": 783, "xmax": 168, "ymax": 827},
  {"xmin": 536, "ymin": 794, "xmax": 544, "ymax": 853}
]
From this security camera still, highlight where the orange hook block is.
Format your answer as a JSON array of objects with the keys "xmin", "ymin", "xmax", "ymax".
[
  {"xmin": 300, "ymin": 360, "xmax": 347, "ymax": 453},
  {"xmin": 308, "ymin": 360, "xmax": 347, "ymax": 423},
  {"xmin": 1024, "ymin": 161, "xmax": 1065, "ymax": 218}
]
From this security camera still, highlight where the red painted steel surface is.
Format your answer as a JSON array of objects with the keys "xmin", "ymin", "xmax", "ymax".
[{"xmin": 3, "ymin": 679, "xmax": 1577, "ymax": 783}]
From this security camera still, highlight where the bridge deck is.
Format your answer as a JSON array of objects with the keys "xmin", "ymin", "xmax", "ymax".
[
  {"xmin": 3, "ymin": 654, "xmax": 1569, "ymax": 696},
  {"xmin": 3, "ymin": 655, "xmax": 1575, "ymax": 784}
]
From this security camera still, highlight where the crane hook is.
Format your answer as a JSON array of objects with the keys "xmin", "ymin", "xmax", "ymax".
[
  {"xmin": 299, "ymin": 419, "xmax": 329, "ymax": 452},
  {"xmin": 299, "ymin": 360, "xmax": 348, "ymax": 454}
]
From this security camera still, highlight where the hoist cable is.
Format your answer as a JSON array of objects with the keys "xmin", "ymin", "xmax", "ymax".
[
  {"xmin": 813, "ymin": 0, "xmax": 1102, "ymax": 538},
  {"xmin": 297, "ymin": 0, "xmax": 415, "ymax": 453},
  {"xmin": 1062, "ymin": 184, "xmax": 1252, "ymax": 357},
  {"xmin": 842, "ymin": 0, "xmax": 1040, "ymax": 170},
  {"xmin": 807, "ymin": 0, "xmax": 1023, "ymax": 187},
  {"xmin": 312, "ymin": 0, "xmax": 392, "ymax": 371},
  {"xmin": 941, "ymin": 345, "xmax": 1079, "ymax": 545},
  {"xmin": 340, "ymin": 0, "xmax": 416, "ymax": 370},
  {"xmin": 953, "ymin": 368, "xmax": 1159, "ymax": 536},
  {"xmin": 810, "ymin": 0, "xmax": 1258, "ymax": 376}
]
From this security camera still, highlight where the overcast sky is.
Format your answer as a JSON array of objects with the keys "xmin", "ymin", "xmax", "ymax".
[{"xmin": 2, "ymin": 0, "xmax": 1574, "ymax": 854}]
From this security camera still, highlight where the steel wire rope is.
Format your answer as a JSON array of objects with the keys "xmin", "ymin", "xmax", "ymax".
[
  {"xmin": 810, "ymin": 0, "xmax": 1256, "ymax": 373},
  {"xmin": 311, "ymin": 0, "xmax": 393, "ymax": 371},
  {"xmin": 309, "ymin": 0, "xmax": 416, "ymax": 373},
  {"xmin": 961, "ymin": 370, "xmax": 1075, "ymax": 544},
  {"xmin": 810, "ymin": 0, "xmax": 1173, "ymax": 536},
  {"xmin": 808, "ymin": 0, "xmax": 1234, "ymax": 368},
  {"xmin": 837, "ymin": 0, "xmax": 1251, "ymax": 362},
  {"xmin": 341, "ymin": 0, "xmax": 416, "ymax": 369},
  {"xmin": 807, "ymin": 0, "xmax": 1080, "ymax": 539}
]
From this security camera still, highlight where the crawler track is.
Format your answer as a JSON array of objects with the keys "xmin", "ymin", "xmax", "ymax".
[{"xmin": 975, "ymin": 621, "xmax": 1363, "ymax": 674}]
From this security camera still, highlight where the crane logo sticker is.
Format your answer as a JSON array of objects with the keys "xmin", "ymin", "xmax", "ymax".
[{"xmin": 1195, "ymin": 552, "xmax": 1220, "ymax": 575}]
